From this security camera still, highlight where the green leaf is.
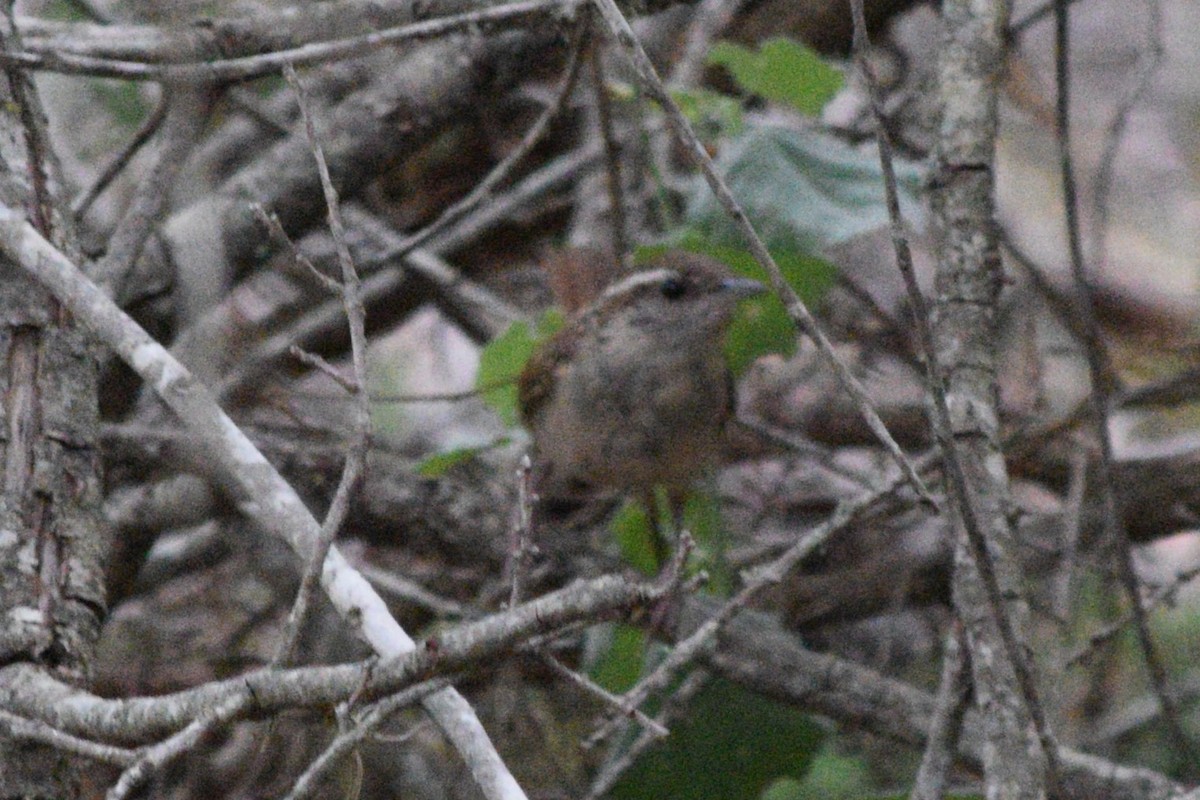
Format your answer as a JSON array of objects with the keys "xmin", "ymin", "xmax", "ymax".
[
  {"xmin": 671, "ymin": 87, "xmax": 745, "ymax": 138},
  {"xmin": 611, "ymin": 500, "xmax": 661, "ymax": 575},
  {"xmin": 610, "ymin": 678, "xmax": 825, "ymax": 800},
  {"xmin": 681, "ymin": 490, "xmax": 733, "ymax": 596},
  {"xmin": 637, "ymin": 239, "xmax": 837, "ymax": 373},
  {"xmin": 788, "ymin": 749, "xmax": 870, "ymax": 799},
  {"xmin": 760, "ymin": 778, "xmax": 805, "ymax": 800},
  {"xmin": 91, "ymin": 80, "xmax": 151, "ymax": 129},
  {"xmin": 721, "ymin": 247, "xmax": 836, "ymax": 373},
  {"xmin": 44, "ymin": 0, "xmax": 93, "ymax": 20},
  {"xmin": 476, "ymin": 322, "xmax": 533, "ymax": 426},
  {"xmin": 416, "ymin": 447, "xmax": 480, "ymax": 478},
  {"xmin": 589, "ymin": 623, "xmax": 648, "ymax": 694},
  {"xmin": 475, "ymin": 311, "xmax": 563, "ymax": 426},
  {"xmin": 415, "ymin": 438, "xmax": 511, "ymax": 478},
  {"xmin": 708, "ymin": 37, "xmax": 843, "ymax": 116},
  {"xmin": 685, "ymin": 123, "xmax": 926, "ymax": 252}
]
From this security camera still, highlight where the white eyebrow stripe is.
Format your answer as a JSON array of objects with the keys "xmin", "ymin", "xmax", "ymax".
[{"xmin": 599, "ymin": 268, "xmax": 677, "ymax": 302}]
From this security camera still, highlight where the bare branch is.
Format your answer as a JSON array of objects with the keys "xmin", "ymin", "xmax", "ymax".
[
  {"xmin": 541, "ymin": 653, "xmax": 668, "ymax": 738},
  {"xmin": 272, "ymin": 62, "xmax": 373, "ymax": 669},
  {"xmin": 71, "ymin": 91, "xmax": 167, "ymax": 219},
  {"xmin": 587, "ymin": 21, "xmax": 631, "ymax": 268},
  {"xmin": 850, "ymin": 0, "xmax": 1059, "ymax": 793},
  {"xmin": 90, "ymin": 86, "xmax": 213, "ymax": 298},
  {"xmin": 284, "ymin": 680, "xmax": 450, "ymax": 800},
  {"xmin": 2, "ymin": 575, "xmax": 663, "ymax": 743},
  {"xmin": 0, "ymin": 710, "xmax": 134, "ymax": 768},
  {"xmin": 2, "ymin": 0, "xmax": 579, "ymax": 83},
  {"xmin": 0, "ymin": 204, "xmax": 527, "ymax": 800},
  {"xmin": 909, "ymin": 623, "xmax": 970, "ymax": 800},
  {"xmin": 108, "ymin": 694, "xmax": 251, "ymax": 800},
  {"xmin": 1053, "ymin": 0, "xmax": 1197, "ymax": 765}
]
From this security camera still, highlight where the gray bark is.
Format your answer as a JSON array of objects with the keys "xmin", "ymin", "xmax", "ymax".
[
  {"xmin": 931, "ymin": 1, "xmax": 1048, "ymax": 798},
  {"xmin": 0, "ymin": 12, "xmax": 107, "ymax": 799}
]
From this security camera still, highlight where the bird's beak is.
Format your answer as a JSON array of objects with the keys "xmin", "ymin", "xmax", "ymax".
[{"xmin": 720, "ymin": 277, "xmax": 767, "ymax": 298}]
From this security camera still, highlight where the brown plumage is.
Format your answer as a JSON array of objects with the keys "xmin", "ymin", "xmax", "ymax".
[{"xmin": 519, "ymin": 251, "xmax": 763, "ymax": 506}]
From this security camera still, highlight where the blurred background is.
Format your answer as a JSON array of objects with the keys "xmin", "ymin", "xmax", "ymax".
[{"xmin": 23, "ymin": 0, "xmax": 1200, "ymax": 796}]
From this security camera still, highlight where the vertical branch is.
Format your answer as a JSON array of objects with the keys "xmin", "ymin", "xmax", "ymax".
[
  {"xmin": 909, "ymin": 623, "xmax": 969, "ymax": 800},
  {"xmin": 90, "ymin": 86, "xmax": 214, "ymax": 299},
  {"xmin": 589, "ymin": 0, "xmax": 933, "ymax": 505},
  {"xmin": 926, "ymin": 0, "xmax": 1055, "ymax": 794},
  {"xmin": 588, "ymin": 26, "xmax": 631, "ymax": 270},
  {"xmin": 1089, "ymin": 0, "xmax": 1163, "ymax": 268},
  {"xmin": 1053, "ymin": 0, "xmax": 1197, "ymax": 767},
  {"xmin": 71, "ymin": 94, "xmax": 168, "ymax": 220},
  {"xmin": 0, "ymin": 202, "xmax": 532, "ymax": 800},
  {"xmin": 507, "ymin": 454, "xmax": 536, "ymax": 606},
  {"xmin": 0, "ymin": 5, "xmax": 107, "ymax": 797},
  {"xmin": 272, "ymin": 63, "xmax": 372, "ymax": 669},
  {"xmin": 848, "ymin": 0, "xmax": 1057, "ymax": 795}
]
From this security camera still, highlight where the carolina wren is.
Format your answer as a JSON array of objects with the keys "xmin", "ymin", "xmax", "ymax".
[{"xmin": 518, "ymin": 250, "xmax": 764, "ymax": 515}]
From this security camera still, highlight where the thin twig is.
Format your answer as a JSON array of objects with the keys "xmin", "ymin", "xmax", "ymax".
[
  {"xmin": 0, "ymin": 0, "xmax": 581, "ymax": 83},
  {"xmin": 71, "ymin": 92, "xmax": 167, "ymax": 219},
  {"xmin": 733, "ymin": 416, "xmax": 877, "ymax": 490},
  {"xmin": 835, "ymin": 271, "xmax": 923, "ymax": 373},
  {"xmin": 583, "ymin": 670, "xmax": 709, "ymax": 800},
  {"xmin": 252, "ymin": 204, "xmax": 333, "ymax": 291},
  {"xmin": 588, "ymin": 18, "xmax": 630, "ymax": 270},
  {"xmin": 1053, "ymin": 0, "xmax": 1198, "ymax": 767},
  {"xmin": 0, "ymin": 15, "xmax": 55, "ymax": 239},
  {"xmin": 368, "ymin": 387, "xmax": 487, "ymax": 403},
  {"xmin": 289, "ymin": 345, "xmax": 357, "ymax": 392},
  {"xmin": 1067, "ymin": 563, "xmax": 1200, "ymax": 669},
  {"xmin": 356, "ymin": 562, "xmax": 471, "ymax": 618},
  {"xmin": 644, "ymin": 0, "xmax": 747, "ymax": 208},
  {"xmin": 851, "ymin": 0, "xmax": 1062, "ymax": 792},
  {"xmin": 590, "ymin": 0, "xmax": 932, "ymax": 505},
  {"xmin": 910, "ymin": 622, "xmax": 970, "ymax": 800},
  {"xmin": 346, "ymin": 208, "xmax": 527, "ymax": 339},
  {"xmin": 373, "ymin": 15, "xmax": 588, "ymax": 266},
  {"xmin": 108, "ymin": 694, "xmax": 251, "ymax": 800},
  {"xmin": 1053, "ymin": 448, "xmax": 1088, "ymax": 621},
  {"xmin": 273, "ymin": 62, "xmax": 372, "ymax": 669},
  {"xmin": 0, "ymin": 710, "xmax": 136, "ymax": 767},
  {"xmin": 1000, "ymin": 228, "xmax": 1102, "ymax": 370},
  {"xmin": 284, "ymin": 680, "xmax": 449, "ymax": 800},
  {"xmin": 226, "ymin": 87, "xmax": 293, "ymax": 137},
  {"xmin": 541, "ymin": 653, "xmax": 669, "ymax": 738},
  {"xmin": 1090, "ymin": 0, "xmax": 1163, "ymax": 269},
  {"xmin": 508, "ymin": 454, "xmax": 537, "ymax": 607}
]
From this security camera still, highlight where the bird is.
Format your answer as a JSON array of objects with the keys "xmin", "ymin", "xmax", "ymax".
[{"xmin": 517, "ymin": 249, "xmax": 764, "ymax": 556}]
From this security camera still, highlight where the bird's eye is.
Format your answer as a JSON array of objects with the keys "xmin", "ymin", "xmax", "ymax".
[{"xmin": 660, "ymin": 275, "xmax": 686, "ymax": 300}]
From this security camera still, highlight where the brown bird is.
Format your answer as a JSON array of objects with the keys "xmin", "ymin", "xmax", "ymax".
[{"xmin": 518, "ymin": 250, "xmax": 764, "ymax": 548}]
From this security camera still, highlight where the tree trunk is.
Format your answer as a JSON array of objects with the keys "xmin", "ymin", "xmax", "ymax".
[{"xmin": 0, "ymin": 13, "xmax": 108, "ymax": 799}]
